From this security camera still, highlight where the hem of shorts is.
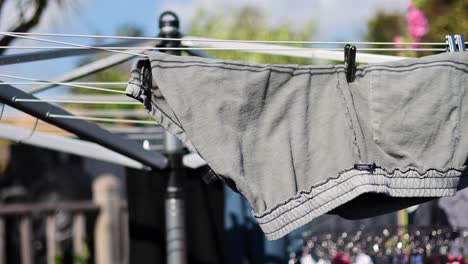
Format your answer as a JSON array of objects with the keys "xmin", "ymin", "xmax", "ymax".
[{"xmin": 255, "ymin": 167, "xmax": 463, "ymax": 240}]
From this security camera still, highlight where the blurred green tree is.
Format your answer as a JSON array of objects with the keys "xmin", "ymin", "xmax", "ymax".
[
  {"xmin": 365, "ymin": 11, "xmax": 406, "ymax": 52},
  {"xmin": 188, "ymin": 6, "xmax": 315, "ymax": 64},
  {"xmin": 421, "ymin": 0, "xmax": 468, "ymax": 42}
]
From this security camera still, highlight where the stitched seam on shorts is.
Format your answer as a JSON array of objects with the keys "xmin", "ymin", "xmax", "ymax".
[
  {"xmin": 253, "ymin": 166, "xmax": 463, "ymax": 218},
  {"xmin": 357, "ymin": 60, "xmax": 468, "ymax": 72},
  {"xmin": 149, "ymin": 58, "xmax": 468, "ymax": 71},
  {"xmin": 150, "ymin": 58, "xmax": 339, "ymax": 70},
  {"xmin": 149, "ymin": 96, "xmax": 185, "ymax": 132},
  {"xmin": 356, "ymin": 64, "xmax": 468, "ymax": 76},
  {"xmin": 150, "ymin": 63, "xmax": 468, "ymax": 80},
  {"xmin": 151, "ymin": 63, "xmax": 340, "ymax": 76},
  {"xmin": 256, "ymin": 170, "xmax": 460, "ymax": 225},
  {"xmin": 335, "ymin": 71, "xmax": 362, "ymax": 161},
  {"xmin": 261, "ymin": 182, "xmax": 458, "ymax": 235}
]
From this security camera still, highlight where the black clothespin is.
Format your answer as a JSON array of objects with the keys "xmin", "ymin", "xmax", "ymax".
[
  {"xmin": 344, "ymin": 44, "xmax": 357, "ymax": 82},
  {"xmin": 455, "ymin": 34, "xmax": 465, "ymax": 52},
  {"xmin": 446, "ymin": 34, "xmax": 458, "ymax": 52}
]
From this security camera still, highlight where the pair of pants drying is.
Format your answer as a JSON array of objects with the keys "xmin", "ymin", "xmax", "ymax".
[{"xmin": 126, "ymin": 51, "xmax": 468, "ymax": 240}]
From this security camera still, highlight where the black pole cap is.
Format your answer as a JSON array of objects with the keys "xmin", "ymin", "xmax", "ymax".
[{"xmin": 159, "ymin": 11, "xmax": 179, "ymax": 29}]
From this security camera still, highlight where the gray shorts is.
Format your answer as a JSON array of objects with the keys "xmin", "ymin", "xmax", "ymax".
[{"xmin": 126, "ymin": 51, "xmax": 468, "ymax": 240}]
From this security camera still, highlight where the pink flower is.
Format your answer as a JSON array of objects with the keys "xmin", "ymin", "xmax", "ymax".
[
  {"xmin": 406, "ymin": 3, "xmax": 428, "ymax": 48},
  {"xmin": 394, "ymin": 36, "xmax": 403, "ymax": 49}
]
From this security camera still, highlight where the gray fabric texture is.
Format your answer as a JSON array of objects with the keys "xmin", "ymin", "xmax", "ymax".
[{"xmin": 126, "ymin": 51, "xmax": 468, "ymax": 240}]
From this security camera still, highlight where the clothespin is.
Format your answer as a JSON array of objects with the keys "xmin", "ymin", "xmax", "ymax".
[
  {"xmin": 446, "ymin": 34, "xmax": 458, "ymax": 52},
  {"xmin": 455, "ymin": 34, "xmax": 465, "ymax": 51},
  {"xmin": 344, "ymin": 44, "xmax": 356, "ymax": 82}
]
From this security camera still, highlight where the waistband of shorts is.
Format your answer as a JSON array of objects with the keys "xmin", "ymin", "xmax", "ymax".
[
  {"xmin": 145, "ymin": 51, "xmax": 347, "ymax": 75},
  {"xmin": 254, "ymin": 166, "xmax": 464, "ymax": 240},
  {"xmin": 145, "ymin": 51, "xmax": 468, "ymax": 78}
]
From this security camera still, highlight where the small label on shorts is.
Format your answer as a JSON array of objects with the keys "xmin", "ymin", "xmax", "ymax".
[{"xmin": 354, "ymin": 163, "xmax": 376, "ymax": 172}]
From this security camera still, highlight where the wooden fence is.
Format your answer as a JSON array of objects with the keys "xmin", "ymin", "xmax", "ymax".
[{"xmin": 0, "ymin": 175, "xmax": 128, "ymax": 264}]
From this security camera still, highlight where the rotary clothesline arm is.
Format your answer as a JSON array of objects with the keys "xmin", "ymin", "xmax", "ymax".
[
  {"xmin": 0, "ymin": 82, "xmax": 168, "ymax": 170},
  {"xmin": 0, "ymin": 39, "xmax": 155, "ymax": 66}
]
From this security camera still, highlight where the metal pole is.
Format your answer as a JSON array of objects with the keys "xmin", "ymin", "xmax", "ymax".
[{"xmin": 159, "ymin": 11, "xmax": 187, "ymax": 264}]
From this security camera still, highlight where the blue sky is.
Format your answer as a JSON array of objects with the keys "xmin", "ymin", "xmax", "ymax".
[{"xmin": 0, "ymin": 0, "xmax": 409, "ymax": 95}]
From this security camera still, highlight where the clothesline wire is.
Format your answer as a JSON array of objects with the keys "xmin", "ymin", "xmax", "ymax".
[
  {"xmin": 14, "ymin": 98, "xmax": 139, "ymax": 105},
  {"xmin": 0, "ymin": 32, "xmax": 460, "ymax": 60},
  {"xmin": 47, "ymin": 113, "xmax": 159, "ymax": 124},
  {"xmin": 1, "ymin": 31, "xmax": 459, "ymax": 46},
  {"xmin": 0, "ymin": 46, "xmax": 449, "ymax": 51},
  {"xmin": 0, "ymin": 32, "xmax": 146, "ymax": 57},
  {"xmin": 0, "ymin": 82, "xmax": 128, "ymax": 86},
  {"xmin": 0, "ymin": 73, "xmax": 127, "ymax": 94}
]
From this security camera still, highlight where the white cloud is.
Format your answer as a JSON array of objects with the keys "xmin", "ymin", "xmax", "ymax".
[{"xmin": 159, "ymin": 0, "xmax": 409, "ymax": 40}]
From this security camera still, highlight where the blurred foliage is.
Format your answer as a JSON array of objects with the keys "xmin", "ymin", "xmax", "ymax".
[
  {"xmin": 365, "ymin": 11, "xmax": 406, "ymax": 52},
  {"xmin": 188, "ymin": 6, "xmax": 315, "ymax": 64},
  {"xmin": 421, "ymin": 0, "xmax": 468, "ymax": 42},
  {"xmin": 72, "ymin": 237, "xmax": 90, "ymax": 264},
  {"xmin": 412, "ymin": 0, "xmax": 430, "ymax": 8},
  {"xmin": 365, "ymin": 0, "xmax": 468, "ymax": 56}
]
